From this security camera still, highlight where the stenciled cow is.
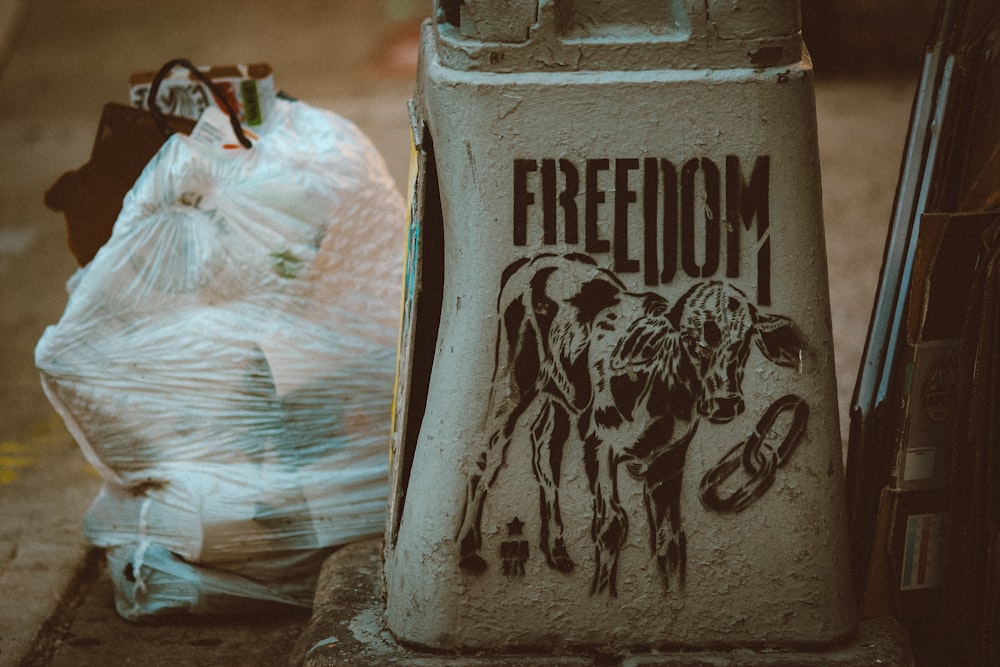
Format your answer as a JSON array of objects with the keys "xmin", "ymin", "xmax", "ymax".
[{"xmin": 456, "ymin": 253, "xmax": 807, "ymax": 595}]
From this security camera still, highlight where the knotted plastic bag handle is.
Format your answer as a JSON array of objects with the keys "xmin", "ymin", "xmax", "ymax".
[{"xmin": 147, "ymin": 58, "xmax": 252, "ymax": 149}]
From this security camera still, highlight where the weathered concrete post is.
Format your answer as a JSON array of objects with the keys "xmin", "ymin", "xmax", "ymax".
[{"xmin": 386, "ymin": 0, "xmax": 856, "ymax": 653}]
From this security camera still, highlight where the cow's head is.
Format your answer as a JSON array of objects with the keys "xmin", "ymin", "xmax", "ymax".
[{"xmin": 672, "ymin": 282, "xmax": 807, "ymax": 424}]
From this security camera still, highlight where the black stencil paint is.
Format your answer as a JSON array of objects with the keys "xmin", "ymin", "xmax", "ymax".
[
  {"xmin": 456, "ymin": 254, "xmax": 807, "ymax": 595},
  {"xmin": 513, "ymin": 155, "xmax": 772, "ymax": 304},
  {"xmin": 699, "ymin": 394, "xmax": 809, "ymax": 513},
  {"xmin": 501, "ymin": 517, "xmax": 530, "ymax": 577}
]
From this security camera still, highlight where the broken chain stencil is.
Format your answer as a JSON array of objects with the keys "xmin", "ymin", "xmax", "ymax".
[{"xmin": 698, "ymin": 394, "xmax": 809, "ymax": 513}]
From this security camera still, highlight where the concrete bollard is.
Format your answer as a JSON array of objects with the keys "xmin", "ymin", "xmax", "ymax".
[{"xmin": 386, "ymin": 0, "xmax": 856, "ymax": 653}]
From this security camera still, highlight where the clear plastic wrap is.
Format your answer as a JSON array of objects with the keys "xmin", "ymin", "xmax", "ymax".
[
  {"xmin": 103, "ymin": 541, "xmax": 329, "ymax": 619},
  {"xmin": 35, "ymin": 97, "xmax": 404, "ymax": 618}
]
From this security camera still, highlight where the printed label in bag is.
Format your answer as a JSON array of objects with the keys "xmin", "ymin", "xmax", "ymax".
[{"xmin": 190, "ymin": 106, "xmax": 257, "ymax": 152}]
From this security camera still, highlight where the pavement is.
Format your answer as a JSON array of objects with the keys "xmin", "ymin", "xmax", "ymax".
[
  {"xmin": 289, "ymin": 540, "xmax": 914, "ymax": 667},
  {"xmin": 0, "ymin": 1, "xmax": 929, "ymax": 665}
]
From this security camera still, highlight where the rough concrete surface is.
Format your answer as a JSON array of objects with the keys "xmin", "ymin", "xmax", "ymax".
[
  {"xmin": 291, "ymin": 540, "xmax": 914, "ymax": 666},
  {"xmin": 0, "ymin": 0, "xmax": 933, "ymax": 665}
]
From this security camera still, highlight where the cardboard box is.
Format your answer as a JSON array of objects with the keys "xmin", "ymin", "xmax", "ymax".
[
  {"xmin": 44, "ymin": 103, "xmax": 196, "ymax": 266},
  {"xmin": 860, "ymin": 212, "xmax": 997, "ymax": 622},
  {"xmin": 893, "ymin": 212, "xmax": 996, "ymax": 490},
  {"xmin": 129, "ymin": 63, "xmax": 275, "ymax": 127},
  {"xmin": 860, "ymin": 487, "xmax": 949, "ymax": 621},
  {"xmin": 895, "ymin": 339, "xmax": 959, "ymax": 490}
]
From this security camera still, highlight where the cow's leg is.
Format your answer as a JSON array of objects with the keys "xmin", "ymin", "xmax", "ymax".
[
  {"xmin": 456, "ymin": 343, "xmax": 540, "ymax": 572},
  {"xmin": 457, "ymin": 396, "xmax": 533, "ymax": 573},
  {"xmin": 585, "ymin": 433, "xmax": 628, "ymax": 596},
  {"xmin": 643, "ymin": 470, "xmax": 686, "ymax": 593},
  {"xmin": 456, "ymin": 435, "xmax": 501, "ymax": 574},
  {"xmin": 641, "ymin": 441, "xmax": 693, "ymax": 593},
  {"xmin": 457, "ymin": 289, "xmax": 546, "ymax": 574},
  {"xmin": 529, "ymin": 397, "xmax": 573, "ymax": 572}
]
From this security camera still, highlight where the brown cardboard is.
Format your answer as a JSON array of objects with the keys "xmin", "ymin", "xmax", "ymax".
[
  {"xmin": 860, "ymin": 487, "xmax": 949, "ymax": 622},
  {"xmin": 860, "ymin": 213, "xmax": 994, "ymax": 622},
  {"xmin": 859, "ymin": 487, "xmax": 897, "ymax": 619},
  {"xmin": 129, "ymin": 63, "xmax": 275, "ymax": 127},
  {"xmin": 44, "ymin": 103, "xmax": 195, "ymax": 266},
  {"xmin": 893, "ymin": 212, "xmax": 995, "ymax": 490},
  {"xmin": 895, "ymin": 339, "xmax": 959, "ymax": 490}
]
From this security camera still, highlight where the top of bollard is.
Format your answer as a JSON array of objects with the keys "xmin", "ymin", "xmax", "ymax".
[{"xmin": 432, "ymin": 0, "xmax": 804, "ymax": 73}]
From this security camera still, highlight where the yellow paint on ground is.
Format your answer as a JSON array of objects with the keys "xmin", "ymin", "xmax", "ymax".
[
  {"xmin": 29, "ymin": 413, "xmax": 71, "ymax": 445},
  {"xmin": 0, "ymin": 413, "xmax": 71, "ymax": 484},
  {"xmin": 0, "ymin": 456, "xmax": 35, "ymax": 466},
  {"xmin": 0, "ymin": 444, "xmax": 36, "ymax": 485}
]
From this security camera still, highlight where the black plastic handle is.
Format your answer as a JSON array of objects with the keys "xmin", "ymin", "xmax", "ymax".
[{"xmin": 147, "ymin": 58, "xmax": 252, "ymax": 149}]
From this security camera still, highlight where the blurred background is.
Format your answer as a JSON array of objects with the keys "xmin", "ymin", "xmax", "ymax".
[
  {"xmin": 0, "ymin": 1, "xmax": 941, "ymax": 664},
  {"xmin": 803, "ymin": 0, "xmax": 939, "ymax": 78}
]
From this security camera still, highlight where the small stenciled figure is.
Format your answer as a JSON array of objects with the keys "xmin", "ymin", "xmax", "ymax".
[{"xmin": 501, "ymin": 517, "xmax": 529, "ymax": 577}]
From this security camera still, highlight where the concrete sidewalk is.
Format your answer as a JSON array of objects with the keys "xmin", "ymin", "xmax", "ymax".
[
  {"xmin": 290, "ymin": 540, "xmax": 914, "ymax": 666},
  {"xmin": 0, "ymin": 1, "xmax": 926, "ymax": 665}
]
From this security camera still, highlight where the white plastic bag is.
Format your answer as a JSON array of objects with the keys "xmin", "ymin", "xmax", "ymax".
[
  {"xmin": 104, "ymin": 541, "xmax": 328, "ymax": 619},
  {"xmin": 36, "ymin": 96, "xmax": 404, "ymax": 617}
]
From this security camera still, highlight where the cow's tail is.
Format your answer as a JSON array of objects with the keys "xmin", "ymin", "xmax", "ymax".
[
  {"xmin": 486, "ymin": 255, "xmax": 562, "ymax": 403},
  {"xmin": 489, "ymin": 256, "xmax": 534, "ymax": 387}
]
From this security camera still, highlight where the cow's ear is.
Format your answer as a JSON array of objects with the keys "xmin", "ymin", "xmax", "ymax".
[{"xmin": 753, "ymin": 312, "xmax": 807, "ymax": 368}]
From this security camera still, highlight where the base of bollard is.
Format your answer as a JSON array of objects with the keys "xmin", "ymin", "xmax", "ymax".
[{"xmin": 289, "ymin": 540, "xmax": 915, "ymax": 667}]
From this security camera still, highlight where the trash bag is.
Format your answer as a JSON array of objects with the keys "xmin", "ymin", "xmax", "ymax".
[
  {"xmin": 35, "ymin": 92, "xmax": 405, "ymax": 619},
  {"xmin": 104, "ymin": 541, "xmax": 327, "ymax": 619}
]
